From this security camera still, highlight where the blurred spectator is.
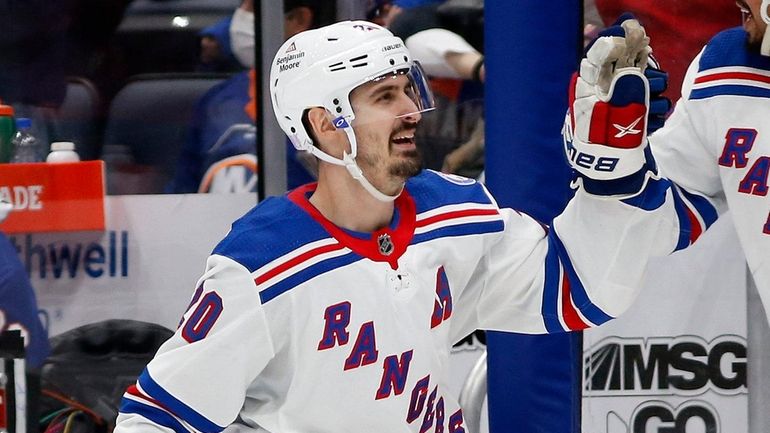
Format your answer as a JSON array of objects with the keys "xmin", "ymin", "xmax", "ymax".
[
  {"xmin": 0, "ymin": 202, "xmax": 49, "ymax": 368},
  {"xmin": 1, "ymin": 202, "xmax": 51, "ymax": 433},
  {"xmin": 0, "ymin": 0, "xmax": 72, "ymax": 145},
  {"xmin": 405, "ymin": 27, "xmax": 485, "ymax": 177},
  {"xmin": 65, "ymin": 0, "xmax": 133, "ymax": 97},
  {"xmin": 589, "ymin": 0, "xmax": 738, "ymax": 101},
  {"xmin": 441, "ymin": 116, "xmax": 484, "ymax": 177},
  {"xmin": 0, "ymin": 236, "xmax": 50, "ymax": 369},
  {"xmin": 197, "ymin": 17, "xmax": 241, "ymax": 73},
  {"xmin": 0, "ymin": 0, "xmax": 69, "ymax": 110},
  {"xmin": 167, "ymin": 0, "xmax": 330, "ymax": 194},
  {"xmin": 373, "ymin": 0, "xmax": 483, "ymax": 51},
  {"xmin": 370, "ymin": 0, "xmax": 485, "ymax": 175},
  {"xmin": 0, "ymin": 0, "xmax": 132, "ymax": 155},
  {"xmin": 405, "ymin": 28, "xmax": 484, "ymax": 82}
]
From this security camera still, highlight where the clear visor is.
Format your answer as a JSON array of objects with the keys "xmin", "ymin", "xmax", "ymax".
[
  {"xmin": 352, "ymin": 61, "xmax": 436, "ymax": 123},
  {"xmin": 402, "ymin": 61, "xmax": 437, "ymax": 115}
]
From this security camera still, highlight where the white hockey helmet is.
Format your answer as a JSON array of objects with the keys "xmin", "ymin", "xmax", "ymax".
[{"xmin": 269, "ymin": 20, "xmax": 435, "ymax": 200}]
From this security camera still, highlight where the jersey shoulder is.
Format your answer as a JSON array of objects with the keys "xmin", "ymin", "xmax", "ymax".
[
  {"xmin": 406, "ymin": 170, "xmax": 495, "ymax": 214},
  {"xmin": 212, "ymin": 193, "xmax": 329, "ymax": 272},
  {"xmin": 698, "ymin": 27, "xmax": 770, "ymax": 72},
  {"xmin": 688, "ymin": 27, "xmax": 770, "ymax": 100}
]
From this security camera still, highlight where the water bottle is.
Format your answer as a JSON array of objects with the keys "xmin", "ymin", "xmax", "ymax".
[
  {"xmin": 10, "ymin": 118, "xmax": 45, "ymax": 163},
  {"xmin": 46, "ymin": 141, "xmax": 80, "ymax": 163},
  {"xmin": 0, "ymin": 102, "xmax": 15, "ymax": 163}
]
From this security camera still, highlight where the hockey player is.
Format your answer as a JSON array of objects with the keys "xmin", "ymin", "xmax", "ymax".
[
  {"xmin": 649, "ymin": 0, "xmax": 770, "ymax": 323},
  {"xmin": 638, "ymin": 1, "xmax": 770, "ymax": 431},
  {"xmin": 114, "ymin": 20, "xmax": 691, "ymax": 433}
]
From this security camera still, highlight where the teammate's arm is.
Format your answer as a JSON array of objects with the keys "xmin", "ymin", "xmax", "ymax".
[{"xmin": 450, "ymin": 19, "xmax": 700, "ymax": 341}]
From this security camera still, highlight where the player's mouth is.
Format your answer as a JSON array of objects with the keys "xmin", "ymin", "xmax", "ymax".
[{"xmin": 391, "ymin": 132, "xmax": 416, "ymax": 152}]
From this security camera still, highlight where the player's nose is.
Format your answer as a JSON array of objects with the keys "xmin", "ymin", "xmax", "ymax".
[{"xmin": 395, "ymin": 93, "xmax": 421, "ymax": 123}]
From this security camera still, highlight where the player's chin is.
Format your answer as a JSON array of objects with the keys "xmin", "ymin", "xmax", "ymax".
[
  {"xmin": 389, "ymin": 149, "xmax": 422, "ymax": 179},
  {"xmin": 744, "ymin": 20, "xmax": 767, "ymax": 46}
]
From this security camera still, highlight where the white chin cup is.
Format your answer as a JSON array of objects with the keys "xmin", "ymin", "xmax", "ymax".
[{"xmin": 762, "ymin": 0, "xmax": 770, "ymax": 56}]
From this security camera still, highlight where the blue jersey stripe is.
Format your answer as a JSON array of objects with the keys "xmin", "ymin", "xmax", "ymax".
[
  {"xmin": 258, "ymin": 221, "xmax": 503, "ymax": 304},
  {"xmin": 550, "ymin": 231, "xmax": 614, "ymax": 326},
  {"xmin": 119, "ymin": 398, "xmax": 191, "ymax": 433},
  {"xmin": 138, "ymin": 370, "xmax": 225, "ymax": 433},
  {"xmin": 670, "ymin": 187, "xmax": 695, "ymax": 251},
  {"xmin": 541, "ymin": 235, "xmax": 565, "ymax": 333},
  {"xmin": 412, "ymin": 220, "xmax": 504, "ymax": 245},
  {"xmin": 259, "ymin": 252, "xmax": 363, "ymax": 304},
  {"xmin": 621, "ymin": 177, "xmax": 670, "ymax": 211},
  {"xmin": 690, "ymin": 84, "xmax": 770, "ymax": 100}
]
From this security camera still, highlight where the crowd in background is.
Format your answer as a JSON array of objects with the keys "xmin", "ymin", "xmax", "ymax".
[{"xmin": 1, "ymin": 1, "xmax": 757, "ymax": 432}]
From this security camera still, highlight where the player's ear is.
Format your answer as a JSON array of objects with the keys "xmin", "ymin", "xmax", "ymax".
[{"xmin": 305, "ymin": 107, "xmax": 341, "ymax": 152}]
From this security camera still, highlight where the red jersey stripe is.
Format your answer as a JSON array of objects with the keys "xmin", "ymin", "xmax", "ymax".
[
  {"xmin": 256, "ymin": 242, "xmax": 345, "ymax": 285},
  {"xmin": 416, "ymin": 208, "xmax": 499, "ymax": 228},
  {"xmin": 560, "ymin": 272, "xmax": 591, "ymax": 331},
  {"xmin": 695, "ymin": 71, "xmax": 770, "ymax": 85},
  {"xmin": 685, "ymin": 205, "xmax": 703, "ymax": 245}
]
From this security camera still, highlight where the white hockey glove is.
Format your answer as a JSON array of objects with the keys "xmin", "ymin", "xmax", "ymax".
[{"xmin": 563, "ymin": 17, "xmax": 657, "ymax": 197}]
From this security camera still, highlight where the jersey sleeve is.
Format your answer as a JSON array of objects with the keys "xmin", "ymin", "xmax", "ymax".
[
  {"xmin": 449, "ymin": 176, "xmax": 685, "ymax": 341},
  {"xmin": 114, "ymin": 254, "xmax": 275, "ymax": 433},
  {"xmin": 650, "ymin": 51, "xmax": 727, "ymax": 207}
]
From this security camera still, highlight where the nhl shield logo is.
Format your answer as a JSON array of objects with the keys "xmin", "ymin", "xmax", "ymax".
[{"xmin": 377, "ymin": 233, "xmax": 394, "ymax": 256}]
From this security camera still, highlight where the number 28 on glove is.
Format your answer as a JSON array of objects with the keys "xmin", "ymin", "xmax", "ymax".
[{"xmin": 563, "ymin": 62, "xmax": 654, "ymax": 195}]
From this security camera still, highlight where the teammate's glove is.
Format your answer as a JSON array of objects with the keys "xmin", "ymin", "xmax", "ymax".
[
  {"xmin": 563, "ymin": 16, "xmax": 657, "ymax": 197},
  {"xmin": 645, "ymin": 57, "xmax": 671, "ymax": 134}
]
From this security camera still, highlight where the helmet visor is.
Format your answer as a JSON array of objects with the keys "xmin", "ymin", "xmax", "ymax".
[
  {"xmin": 361, "ymin": 61, "xmax": 436, "ymax": 120},
  {"xmin": 401, "ymin": 61, "xmax": 436, "ymax": 117},
  {"xmin": 343, "ymin": 61, "xmax": 436, "ymax": 131}
]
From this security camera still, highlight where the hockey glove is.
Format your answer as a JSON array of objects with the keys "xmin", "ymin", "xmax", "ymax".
[
  {"xmin": 645, "ymin": 57, "xmax": 672, "ymax": 134},
  {"xmin": 563, "ymin": 17, "xmax": 656, "ymax": 197},
  {"xmin": 593, "ymin": 13, "xmax": 672, "ymax": 134}
]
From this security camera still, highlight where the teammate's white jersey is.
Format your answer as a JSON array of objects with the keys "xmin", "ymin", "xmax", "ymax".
[
  {"xmin": 114, "ymin": 169, "xmax": 687, "ymax": 433},
  {"xmin": 650, "ymin": 27, "xmax": 770, "ymax": 323}
]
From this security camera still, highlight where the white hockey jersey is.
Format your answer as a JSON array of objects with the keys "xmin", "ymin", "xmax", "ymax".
[
  {"xmin": 650, "ymin": 27, "xmax": 770, "ymax": 323},
  {"xmin": 114, "ymin": 169, "xmax": 687, "ymax": 433}
]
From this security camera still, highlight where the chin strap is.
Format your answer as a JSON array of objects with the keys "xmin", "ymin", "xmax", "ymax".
[
  {"xmin": 307, "ymin": 122, "xmax": 403, "ymax": 203},
  {"xmin": 762, "ymin": 0, "xmax": 770, "ymax": 56},
  {"xmin": 343, "ymin": 152, "xmax": 402, "ymax": 202}
]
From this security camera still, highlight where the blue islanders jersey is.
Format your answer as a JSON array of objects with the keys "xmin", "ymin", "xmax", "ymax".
[
  {"xmin": 116, "ymin": 169, "xmax": 683, "ymax": 433},
  {"xmin": 650, "ymin": 27, "xmax": 770, "ymax": 323},
  {"xmin": 167, "ymin": 71, "xmax": 314, "ymax": 194},
  {"xmin": 0, "ymin": 232, "xmax": 50, "ymax": 368}
]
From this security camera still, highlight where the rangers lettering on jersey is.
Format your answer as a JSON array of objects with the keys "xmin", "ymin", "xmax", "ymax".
[
  {"xmin": 314, "ymin": 266, "xmax": 460, "ymax": 429},
  {"xmin": 115, "ymin": 168, "xmax": 679, "ymax": 432},
  {"xmin": 650, "ymin": 27, "xmax": 770, "ymax": 324}
]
